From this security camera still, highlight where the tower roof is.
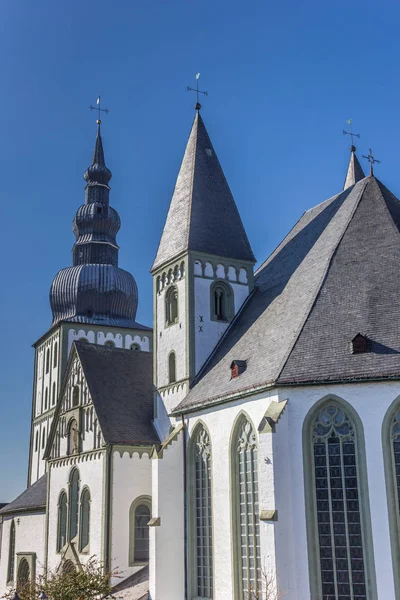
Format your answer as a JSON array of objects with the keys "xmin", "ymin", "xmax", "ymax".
[
  {"xmin": 151, "ymin": 112, "xmax": 255, "ymax": 272},
  {"xmin": 174, "ymin": 175, "xmax": 400, "ymax": 413},
  {"xmin": 343, "ymin": 146, "xmax": 365, "ymax": 190}
]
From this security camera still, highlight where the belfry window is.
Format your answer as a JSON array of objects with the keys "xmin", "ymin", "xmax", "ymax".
[
  {"xmin": 7, "ymin": 520, "xmax": 15, "ymax": 584},
  {"xmin": 211, "ymin": 280, "xmax": 234, "ymax": 322},
  {"xmin": 168, "ymin": 352, "xmax": 176, "ymax": 384},
  {"xmin": 165, "ymin": 286, "xmax": 179, "ymax": 325},
  {"xmin": 191, "ymin": 425, "xmax": 213, "ymax": 598},
  {"xmin": 309, "ymin": 403, "xmax": 367, "ymax": 600},
  {"xmin": 233, "ymin": 416, "xmax": 261, "ymax": 599},
  {"xmin": 57, "ymin": 491, "xmax": 67, "ymax": 551},
  {"xmin": 79, "ymin": 488, "xmax": 91, "ymax": 552},
  {"xmin": 69, "ymin": 468, "xmax": 80, "ymax": 540}
]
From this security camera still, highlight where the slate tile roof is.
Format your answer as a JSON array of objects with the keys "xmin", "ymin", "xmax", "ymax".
[
  {"xmin": 174, "ymin": 175, "xmax": 400, "ymax": 413},
  {"xmin": 75, "ymin": 343, "xmax": 159, "ymax": 445},
  {"xmin": 343, "ymin": 150, "xmax": 365, "ymax": 190},
  {"xmin": 151, "ymin": 112, "xmax": 255, "ymax": 272},
  {"xmin": 0, "ymin": 475, "xmax": 47, "ymax": 515}
]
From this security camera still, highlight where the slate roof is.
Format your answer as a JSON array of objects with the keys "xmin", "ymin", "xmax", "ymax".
[
  {"xmin": 74, "ymin": 343, "xmax": 159, "ymax": 445},
  {"xmin": 343, "ymin": 150, "xmax": 365, "ymax": 190},
  {"xmin": 151, "ymin": 112, "xmax": 255, "ymax": 272},
  {"xmin": 174, "ymin": 174, "xmax": 400, "ymax": 412},
  {"xmin": 0, "ymin": 475, "xmax": 47, "ymax": 515}
]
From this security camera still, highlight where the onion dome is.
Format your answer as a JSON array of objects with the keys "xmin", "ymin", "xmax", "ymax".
[{"xmin": 50, "ymin": 124, "xmax": 140, "ymax": 327}]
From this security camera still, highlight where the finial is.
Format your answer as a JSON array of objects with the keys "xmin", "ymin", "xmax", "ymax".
[
  {"xmin": 343, "ymin": 119, "xmax": 360, "ymax": 152},
  {"xmin": 362, "ymin": 148, "xmax": 381, "ymax": 176},
  {"xmin": 187, "ymin": 73, "xmax": 208, "ymax": 111},
  {"xmin": 89, "ymin": 95, "xmax": 110, "ymax": 127}
]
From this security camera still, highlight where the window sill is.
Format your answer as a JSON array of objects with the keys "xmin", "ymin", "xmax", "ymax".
[{"xmin": 129, "ymin": 561, "xmax": 149, "ymax": 567}]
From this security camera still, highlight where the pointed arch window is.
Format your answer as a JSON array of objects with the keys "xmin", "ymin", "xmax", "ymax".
[
  {"xmin": 7, "ymin": 520, "xmax": 15, "ymax": 584},
  {"xmin": 129, "ymin": 497, "xmax": 151, "ymax": 565},
  {"xmin": 165, "ymin": 285, "xmax": 179, "ymax": 325},
  {"xmin": 168, "ymin": 352, "xmax": 176, "ymax": 384},
  {"xmin": 57, "ymin": 491, "xmax": 68, "ymax": 551},
  {"xmin": 79, "ymin": 488, "xmax": 91, "ymax": 552},
  {"xmin": 306, "ymin": 401, "xmax": 373, "ymax": 600},
  {"xmin": 191, "ymin": 425, "xmax": 213, "ymax": 599},
  {"xmin": 17, "ymin": 558, "xmax": 30, "ymax": 591},
  {"xmin": 210, "ymin": 280, "xmax": 234, "ymax": 322},
  {"xmin": 232, "ymin": 417, "xmax": 261, "ymax": 599},
  {"xmin": 383, "ymin": 404, "xmax": 400, "ymax": 597},
  {"xmin": 68, "ymin": 419, "xmax": 79, "ymax": 455},
  {"xmin": 69, "ymin": 468, "xmax": 80, "ymax": 540}
]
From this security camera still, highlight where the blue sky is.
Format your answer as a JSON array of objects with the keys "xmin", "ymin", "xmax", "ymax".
[{"xmin": 1, "ymin": 0, "xmax": 399, "ymax": 499}]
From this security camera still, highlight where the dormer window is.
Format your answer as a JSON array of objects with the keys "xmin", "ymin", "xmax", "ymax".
[
  {"xmin": 166, "ymin": 286, "xmax": 179, "ymax": 325},
  {"xmin": 230, "ymin": 360, "xmax": 247, "ymax": 379},
  {"xmin": 211, "ymin": 280, "xmax": 234, "ymax": 322},
  {"xmin": 351, "ymin": 333, "xmax": 370, "ymax": 354}
]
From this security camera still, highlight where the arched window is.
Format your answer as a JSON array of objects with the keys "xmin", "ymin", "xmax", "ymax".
[
  {"xmin": 17, "ymin": 558, "xmax": 30, "ymax": 591},
  {"xmin": 210, "ymin": 280, "xmax": 234, "ymax": 322},
  {"xmin": 35, "ymin": 431, "xmax": 39, "ymax": 452},
  {"xmin": 165, "ymin": 286, "xmax": 179, "ymax": 325},
  {"xmin": 72, "ymin": 386, "xmax": 79, "ymax": 407},
  {"xmin": 68, "ymin": 419, "xmax": 79, "ymax": 455},
  {"xmin": 130, "ymin": 343, "xmax": 140, "ymax": 351},
  {"xmin": 57, "ymin": 491, "xmax": 68, "ymax": 551},
  {"xmin": 305, "ymin": 401, "xmax": 374, "ymax": 600},
  {"xmin": 69, "ymin": 469, "xmax": 80, "ymax": 540},
  {"xmin": 45, "ymin": 349, "xmax": 50, "ymax": 374},
  {"xmin": 53, "ymin": 342, "xmax": 58, "ymax": 368},
  {"xmin": 383, "ymin": 402, "xmax": 400, "ymax": 596},
  {"xmin": 41, "ymin": 428, "xmax": 46, "ymax": 449},
  {"xmin": 79, "ymin": 488, "xmax": 91, "ymax": 552},
  {"xmin": 191, "ymin": 425, "xmax": 213, "ymax": 598},
  {"xmin": 129, "ymin": 497, "xmax": 151, "ymax": 565},
  {"xmin": 104, "ymin": 340, "xmax": 115, "ymax": 348},
  {"xmin": 52, "ymin": 382, "xmax": 57, "ymax": 406},
  {"xmin": 62, "ymin": 560, "xmax": 76, "ymax": 574},
  {"xmin": 168, "ymin": 352, "xmax": 176, "ymax": 384},
  {"xmin": 7, "ymin": 520, "xmax": 15, "ymax": 583},
  {"xmin": 44, "ymin": 387, "xmax": 48, "ymax": 411},
  {"xmin": 232, "ymin": 416, "xmax": 261, "ymax": 599}
]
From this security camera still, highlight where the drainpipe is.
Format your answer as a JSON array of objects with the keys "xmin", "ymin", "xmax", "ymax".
[
  {"xmin": 104, "ymin": 445, "xmax": 112, "ymax": 577},
  {"xmin": 182, "ymin": 414, "xmax": 188, "ymax": 599}
]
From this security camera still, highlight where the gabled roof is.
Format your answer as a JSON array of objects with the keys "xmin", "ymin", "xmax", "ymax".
[
  {"xmin": 343, "ymin": 149, "xmax": 365, "ymax": 190},
  {"xmin": 0, "ymin": 475, "xmax": 47, "ymax": 515},
  {"xmin": 174, "ymin": 174, "xmax": 400, "ymax": 412},
  {"xmin": 151, "ymin": 112, "xmax": 255, "ymax": 272}
]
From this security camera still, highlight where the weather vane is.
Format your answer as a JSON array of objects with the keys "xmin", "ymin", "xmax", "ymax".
[
  {"xmin": 89, "ymin": 95, "xmax": 110, "ymax": 124},
  {"xmin": 362, "ymin": 148, "xmax": 380, "ymax": 175},
  {"xmin": 187, "ymin": 73, "xmax": 208, "ymax": 111},
  {"xmin": 343, "ymin": 119, "xmax": 360, "ymax": 151}
]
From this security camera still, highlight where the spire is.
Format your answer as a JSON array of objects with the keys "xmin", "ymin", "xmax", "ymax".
[
  {"xmin": 84, "ymin": 123, "xmax": 112, "ymax": 188},
  {"xmin": 151, "ymin": 112, "xmax": 255, "ymax": 272},
  {"xmin": 343, "ymin": 145, "xmax": 365, "ymax": 190}
]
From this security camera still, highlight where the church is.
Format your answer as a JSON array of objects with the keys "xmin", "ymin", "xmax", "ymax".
[{"xmin": 0, "ymin": 99, "xmax": 399, "ymax": 600}]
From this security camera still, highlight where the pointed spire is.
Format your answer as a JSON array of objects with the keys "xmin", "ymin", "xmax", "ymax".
[
  {"xmin": 84, "ymin": 123, "xmax": 112, "ymax": 187},
  {"xmin": 152, "ymin": 112, "xmax": 255, "ymax": 272},
  {"xmin": 343, "ymin": 145, "xmax": 365, "ymax": 190}
]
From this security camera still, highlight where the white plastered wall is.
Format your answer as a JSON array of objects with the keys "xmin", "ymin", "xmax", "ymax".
[{"xmin": 67, "ymin": 328, "xmax": 151, "ymax": 354}]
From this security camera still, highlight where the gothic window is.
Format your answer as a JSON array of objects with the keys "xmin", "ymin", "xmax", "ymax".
[
  {"xmin": 45, "ymin": 349, "xmax": 50, "ymax": 374},
  {"xmin": 72, "ymin": 386, "xmax": 79, "ymax": 407},
  {"xmin": 57, "ymin": 491, "xmax": 68, "ymax": 551},
  {"xmin": 17, "ymin": 558, "xmax": 30, "ymax": 591},
  {"xmin": 68, "ymin": 419, "xmax": 79, "ymax": 455},
  {"xmin": 53, "ymin": 342, "xmax": 58, "ymax": 368},
  {"xmin": 210, "ymin": 281, "xmax": 234, "ymax": 322},
  {"xmin": 165, "ymin": 286, "xmax": 179, "ymax": 325},
  {"xmin": 129, "ymin": 497, "xmax": 151, "ymax": 564},
  {"xmin": 44, "ymin": 387, "xmax": 48, "ymax": 411},
  {"xmin": 130, "ymin": 343, "xmax": 140, "ymax": 351},
  {"xmin": 52, "ymin": 382, "xmax": 56, "ymax": 406},
  {"xmin": 191, "ymin": 425, "xmax": 213, "ymax": 598},
  {"xmin": 309, "ymin": 403, "xmax": 368, "ymax": 600},
  {"xmin": 7, "ymin": 520, "xmax": 15, "ymax": 584},
  {"xmin": 69, "ymin": 468, "xmax": 80, "ymax": 540},
  {"xmin": 168, "ymin": 352, "xmax": 176, "ymax": 384},
  {"xmin": 79, "ymin": 488, "xmax": 91, "ymax": 552},
  {"xmin": 232, "ymin": 416, "xmax": 261, "ymax": 600}
]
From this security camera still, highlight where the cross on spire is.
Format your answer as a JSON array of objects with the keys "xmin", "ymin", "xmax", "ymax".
[
  {"xmin": 343, "ymin": 119, "xmax": 360, "ymax": 152},
  {"xmin": 89, "ymin": 95, "xmax": 110, "ymax": 125},
  {"xmin": 362, "ymin": 148, "xmax": 381, "ymax": 176},
  {"xmin": 187, "ymin": 73, "xmax": 208, "ymax": 111}
]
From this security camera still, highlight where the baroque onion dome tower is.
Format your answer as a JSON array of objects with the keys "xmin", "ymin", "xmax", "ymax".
[{"xmin": 28, "ymin": 119, "xmax": 151, "ymax": 486}]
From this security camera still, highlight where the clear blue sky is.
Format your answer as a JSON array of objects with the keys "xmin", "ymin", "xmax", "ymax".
[{"xmin": 0, "ymin": 0, "xmax": 399, "ymax": 499}]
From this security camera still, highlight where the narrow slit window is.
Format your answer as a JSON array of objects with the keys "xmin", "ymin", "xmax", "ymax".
[{"xmin": 168, "ymin": 352, "xmax": 176, "ymax": 384}]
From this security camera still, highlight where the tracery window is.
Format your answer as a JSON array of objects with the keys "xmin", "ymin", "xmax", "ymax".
[
  {"xmin": 311, "ymin": 403, "xmax": 367, "ymax": 600},
  {"xmin": 79, "ymin": 488, "xmax": 91, "ymax": 552},
  {"xmin": 129, "ymin": 497, "xmax": 151, "ymax": 564},
  {"xmin": 7, "ymin": 520, "xmax": 15, "ymax": 583},
  {"xmin": 68, "ymin": 419, "xmax": 79, "ymax": 455},
  {"xmin": 168, "ymin": 352, "xmax": 176, "ymax": 384},
  {"xmin": 210, "ymin": 281, "xmax": 234, "ymax": 322},
  {"xmin": 165, "ymin": 286, "xmax": 179, "ymax": 325},
  {"xmin": 233, "ymin": 417, "xmax": 261, "ymax": 600},
  {"xmin": 57, "ymin": 491, "xmax": 68, "ymax": 551},
  {"xmin": 191, "ymin": 425, "xmax": 213, "ymax": 599},
  {"xmin": 69, "ymin": 468, "xmax": 80, "ymax": 540}
]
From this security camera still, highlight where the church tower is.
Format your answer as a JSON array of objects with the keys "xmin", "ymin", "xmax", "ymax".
[
  {"xmin": 28, "ymin": 119, "xmax": 151, "ymax": 485},
  {"xmin": 151, "ymin": 108, "xmax": 255, "ymax": 416}
]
